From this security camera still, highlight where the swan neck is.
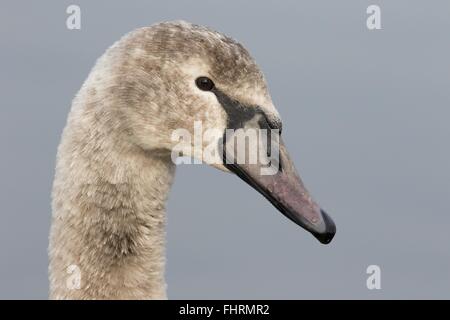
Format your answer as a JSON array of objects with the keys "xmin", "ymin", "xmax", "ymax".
[{"xmin": 50, "ymin": 114, "xmax": 175, "ymax": 299}]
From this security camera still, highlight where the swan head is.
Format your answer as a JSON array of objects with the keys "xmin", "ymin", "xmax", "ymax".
[{"xmin": 98, "ymin": 21, "xmax": 335, "ymax": 244}]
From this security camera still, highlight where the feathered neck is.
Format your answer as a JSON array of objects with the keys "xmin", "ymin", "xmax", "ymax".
[{"xmin": 49, "ymin": 92, "xmax": 176, "ymax": 299}]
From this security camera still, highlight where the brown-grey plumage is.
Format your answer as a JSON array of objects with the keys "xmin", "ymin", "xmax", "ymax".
[{"xmin": 49, "ymin": 21, "xmax": 335, "ymax": 299}]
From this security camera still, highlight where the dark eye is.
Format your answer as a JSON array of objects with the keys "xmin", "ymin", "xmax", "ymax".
[{"xmin": 195, "ymin": 76, "xmax": 215, "ymax": 91}]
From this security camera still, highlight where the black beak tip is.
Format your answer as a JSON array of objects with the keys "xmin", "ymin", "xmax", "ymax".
[{"xmin": 312, "ymin": 209, "xmax": 336, "ymax": 244}]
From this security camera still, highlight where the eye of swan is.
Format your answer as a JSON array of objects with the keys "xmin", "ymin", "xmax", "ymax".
[{"xmin": 195, "ymin": 76, "xmax": 215, "ymax": 91}]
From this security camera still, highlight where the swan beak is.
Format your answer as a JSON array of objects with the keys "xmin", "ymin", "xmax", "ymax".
[{"xmin": 223, "ymin": 133, "xmax": 336, "ymax": 244}]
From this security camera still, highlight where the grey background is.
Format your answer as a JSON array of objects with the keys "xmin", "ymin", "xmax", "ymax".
[{"xmin": 0, "ymin": 0, "xmax": 449, "ymax": 299}]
